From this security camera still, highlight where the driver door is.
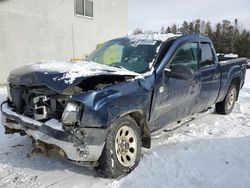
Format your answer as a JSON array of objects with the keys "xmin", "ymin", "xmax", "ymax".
[{"xmin": 151, "ymin": 42, "xmax": 201, "ymax": 130}]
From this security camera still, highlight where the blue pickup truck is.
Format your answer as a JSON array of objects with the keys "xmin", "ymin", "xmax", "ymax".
[{"xmin": 1, "ymin": 34, "xmax": 249, "ymax": 178}]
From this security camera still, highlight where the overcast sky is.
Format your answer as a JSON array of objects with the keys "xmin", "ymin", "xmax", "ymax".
[{"xmin": 128, "ymin": 0, "xmax": 250, "ymax": 33}]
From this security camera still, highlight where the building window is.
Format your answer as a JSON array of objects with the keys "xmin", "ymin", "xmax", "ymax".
[{"xmin": 75, "ymin": 0, "xmax": 93, "ymax": 18}]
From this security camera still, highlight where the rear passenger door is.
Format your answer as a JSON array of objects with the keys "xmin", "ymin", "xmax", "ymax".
[{"xmin": 198, "ymin": 42, "xmax": 220, "ymax": 111}]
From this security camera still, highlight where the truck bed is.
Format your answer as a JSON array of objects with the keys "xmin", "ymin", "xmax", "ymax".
[{"xmin": 217, "ymin": 57, "xmax": 248, "ymax": 102}]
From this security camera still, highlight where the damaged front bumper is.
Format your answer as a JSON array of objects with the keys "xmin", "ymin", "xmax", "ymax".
[{"xmin": 1, "ymin": 101, "xmax": 107, "ymax": 164}]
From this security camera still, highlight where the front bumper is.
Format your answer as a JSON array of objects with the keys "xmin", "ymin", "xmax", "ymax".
[{"xmin": 1, "ymin": 101, "xmax": 107, "ymax": 163}]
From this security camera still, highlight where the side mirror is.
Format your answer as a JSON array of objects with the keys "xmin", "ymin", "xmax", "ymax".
[{"xmin": 164, "ymin": 64, "xmax": 194, "ymax": 80}]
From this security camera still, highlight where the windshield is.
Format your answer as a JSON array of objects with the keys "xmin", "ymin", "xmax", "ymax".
[{"xmin": 86, "ymin": 37, "xmax": 162, "ymax": 73}]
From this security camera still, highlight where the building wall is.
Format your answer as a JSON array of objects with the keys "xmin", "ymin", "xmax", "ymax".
[{"xmin": 0, "ymin": 0, "xmax": 128, "ymax": 84}]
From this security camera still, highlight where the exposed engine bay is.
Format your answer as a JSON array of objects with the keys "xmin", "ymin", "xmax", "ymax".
[
  {"xmin": 78, "ymin": 75, "xmax": 130, "ymax": 91},
  {"xmin": 9, "ymin": 86, "xmax": 69, "ymax": 121},
  {"xmin": 63, "ymin": 75, "xmax": 133, "ymax": 94}
]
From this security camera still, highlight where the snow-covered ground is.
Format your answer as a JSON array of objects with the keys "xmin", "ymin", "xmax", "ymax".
[{"xmin": 1, "ymin": 72, "xmax": 250, "ymax": 188}]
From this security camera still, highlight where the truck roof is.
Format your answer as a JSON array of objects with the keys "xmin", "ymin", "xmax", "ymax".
[{"xmin": 128, "ymin": 33, "xmax": 211, "ymax": 43}]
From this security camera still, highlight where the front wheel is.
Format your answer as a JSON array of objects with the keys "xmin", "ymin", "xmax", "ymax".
[
  {"xmin": 95, "ymin": 115, "xmax": 141, "ymax": 178},
  {"xmin": 215, "ymin": 84, "xmax": 237, "ymax": 115}
]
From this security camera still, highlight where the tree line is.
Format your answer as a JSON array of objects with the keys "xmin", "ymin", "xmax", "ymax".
[{"xmin": 133, "ymin": 19, "xmax": 250, "ymax": 58}]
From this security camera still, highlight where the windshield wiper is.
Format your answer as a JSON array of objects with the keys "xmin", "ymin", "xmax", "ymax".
[{"xmin": 112, "ymin": 65, "xmax": 125, "ymax": 69}]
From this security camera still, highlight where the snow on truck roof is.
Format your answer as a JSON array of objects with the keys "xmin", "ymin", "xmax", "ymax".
[{"xmin": 128, "ymin": 33, "xmax": 181, "ymax": 42}]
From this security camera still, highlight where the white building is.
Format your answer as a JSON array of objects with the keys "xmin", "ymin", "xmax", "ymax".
[{"xmin": 0, "ymin": 0, "xmax": 128, "ymax": 84}]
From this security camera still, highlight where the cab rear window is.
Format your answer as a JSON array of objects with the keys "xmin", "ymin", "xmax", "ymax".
[{"xmin": 200, "ymin": 43, "xmax": 214, "ymax": 68}]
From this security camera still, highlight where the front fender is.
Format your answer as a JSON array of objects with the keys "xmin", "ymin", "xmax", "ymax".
[
  {"xmin": 76, "ymin": 92, "xmax": 152, "ymax": 128},
  {"xmin": 71, "ymin": 78, "xmax": 154, "ymax": 128}
]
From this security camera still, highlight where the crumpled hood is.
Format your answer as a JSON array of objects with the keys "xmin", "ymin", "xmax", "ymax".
[{"xmin": 8, "ymin": 61, "xmax": 139, "ymax": 93}]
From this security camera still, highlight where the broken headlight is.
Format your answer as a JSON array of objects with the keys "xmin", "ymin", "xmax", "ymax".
[
  {"xmin": 62, "ymin": 102, "xmax": 83, "ymax": 126},
  {"xmin": 6, "ymin": 82, "xmax": 12, "ymax": 102}
]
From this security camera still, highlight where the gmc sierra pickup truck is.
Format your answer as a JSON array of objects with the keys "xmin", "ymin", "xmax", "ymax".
[{"xmin": 1, "ymin": 34, "xmax": 249, "ymax": 178}]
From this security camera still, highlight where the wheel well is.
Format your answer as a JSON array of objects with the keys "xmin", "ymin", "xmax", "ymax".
[
  {"xmin": 231, "ymin": 77, "xmax": 240, "ymax": 100},
  {"xmin": 127, "ymin": 111, "xmax": 151, "ymax": 149}
]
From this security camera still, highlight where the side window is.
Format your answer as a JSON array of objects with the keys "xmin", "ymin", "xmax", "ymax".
[
  {"xmin": 200, "ymin": 43, "xmax": 214, "ymax": 68},
  {"xmin": 171, "ymin": 43, "xmax": 198, "ymax": 70}
]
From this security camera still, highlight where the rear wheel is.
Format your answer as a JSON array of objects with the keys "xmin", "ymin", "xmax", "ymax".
[
  {"xmin": 215, "ymin": 84, "xmax": 237, "ymax": 115},
  {"xmin": 95, "ymin": 115, "xmax": 141, "ymax": 178}
]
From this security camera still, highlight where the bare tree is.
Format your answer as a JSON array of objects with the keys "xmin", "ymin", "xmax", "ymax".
[{"xmin": 133, "ymin": 28, "xmax": 143, "ymax": 35}]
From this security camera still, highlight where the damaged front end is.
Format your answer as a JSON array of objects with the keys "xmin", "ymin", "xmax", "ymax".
[
  {"xmin": 1, "ymin": 83, "xmax": 108, "ymax": 164},
  {"xmin": 1, "ymin": 57, "xmax": 144, "ymax": 163},
  {"xmin": 1, "ymin": 59, "xmax": 152, "ymax": 165}
]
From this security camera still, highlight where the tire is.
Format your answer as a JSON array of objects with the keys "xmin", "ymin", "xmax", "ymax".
[
  {"xmin": 95, "ymin": 115, "xmax": 141, "ymax": 178},
  {"xmin": 215, "ymin": 84, "xmax": 237, "ymax": 115}
]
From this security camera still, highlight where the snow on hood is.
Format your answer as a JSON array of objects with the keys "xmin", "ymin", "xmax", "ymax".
[{"xmin": 32, "ymin": 61, "xmax": 139, "ymax": 84}]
